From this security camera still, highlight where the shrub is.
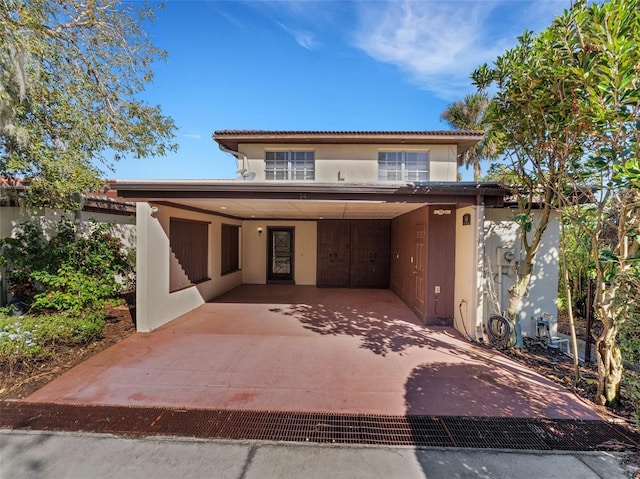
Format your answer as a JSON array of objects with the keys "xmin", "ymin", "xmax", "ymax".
[
  {"xmin": 31, "ymin": 267, "xmax": 119, "ymax": 314},
  {"xmin": 0, "ymin": 311, "xmax": 104, "ymax": 371},
  {"xmin": 0, "ymin": 219, "xmax": 134, "ymax": 317}
]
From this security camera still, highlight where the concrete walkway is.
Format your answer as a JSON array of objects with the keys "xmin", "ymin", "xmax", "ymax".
[
  {"xmin": 25, "ymin": 286, "xmax": 601, "ymax": 419},
  {"xmin": 1, "ymin": 430, "xmax": 634, "ymax": 479}
]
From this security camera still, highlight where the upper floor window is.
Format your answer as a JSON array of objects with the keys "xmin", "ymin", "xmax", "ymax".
[
  {"xmin": 378, "ymin": 151, "xmax": 429, "ymax": 182},
  {"xmin": 265, "ymin": 151, "xmax": 315, "ymax": 180}
]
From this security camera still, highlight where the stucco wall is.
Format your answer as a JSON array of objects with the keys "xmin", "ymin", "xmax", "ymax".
[
  {"xmin": 237, "ymin": 143, "xmax": 458, "ymax": 182},
  {"xmin": 453, "ymin": 205, "xmax": 483, "ymax": 340},
  {"xmin": 0, "ymin": 207, "xmax": 135, "ymax": 245},
  {"xmin": 136, "ymin": 202, "xmax": 243, "ymax": 332},
  {"xmin": 241, "ymin": 220, "xmax": 317, "ymax": 285},
  {"xmin": 483, "ymin": 208, "xmax": 560, "ymax": 337}
]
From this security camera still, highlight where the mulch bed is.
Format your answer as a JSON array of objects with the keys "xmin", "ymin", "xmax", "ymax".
[
  {"xmin": 501, "ymin": 310, "xmax": 638, "ymax": 427},
  {"xmin": 0, "ymin": 295, "xmax": 136, "ymax": 400}
]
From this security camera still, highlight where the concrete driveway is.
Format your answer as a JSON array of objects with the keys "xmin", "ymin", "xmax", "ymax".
[{"xmin": 25, "ymin": 285, "xmax": 601, "ymax": 419}]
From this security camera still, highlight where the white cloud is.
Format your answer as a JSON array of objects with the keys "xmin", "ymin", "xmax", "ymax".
[
  {"xmin": 183, "ymin": 133, "xmax": 202, "ymax": 140},
  {"xmin": 278, "ymin": 22, "xmax": 319, "ymax": 50},
  {"xmin": 352, "ymin": 0, "xmax": 564, "ymax": 99}
]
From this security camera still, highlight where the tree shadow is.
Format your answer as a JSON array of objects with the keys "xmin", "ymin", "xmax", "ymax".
[
  {"xmin": 403, "ymin": 359, "xmax": 602, "ymax": 475},
  {"xmin": 403, "ymin": 359, "xmax": 601, "ymax": 419},
  {"xmin": 215, "ymin": 284, "xmax": 469, "ymax": 357},
  {"xmin": 268, "ymin": 301, "xmax": 473, "ymax": 357}
]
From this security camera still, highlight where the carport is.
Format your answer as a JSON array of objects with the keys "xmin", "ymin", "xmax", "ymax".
[
  {"xmin": 114, "ymin": 179, "xmax": 509, "ymax": 337},
  {"xmin": 26, "ymin": 285, "xmax": 600, "ymax": 420}
]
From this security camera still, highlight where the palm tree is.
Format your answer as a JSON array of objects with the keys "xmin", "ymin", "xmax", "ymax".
[{"xmin": 440, "ymin": 92, "xmax": 498, "ymax": 181}]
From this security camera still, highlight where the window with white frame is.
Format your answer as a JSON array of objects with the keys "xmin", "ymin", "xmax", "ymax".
[
  {"xmin": 265, "ymin": 151, "xmax": 315, "ymax": 180},
  {"xmin": 378, "ymin": 151, "xmax": 429, "ymax": 182}
]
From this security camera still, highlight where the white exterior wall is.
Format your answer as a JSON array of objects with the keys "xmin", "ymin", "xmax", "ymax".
[
  {"xmin": 453, "ymin": 205, "xmax": 483, "ymax": 340},
  {"xmin": 136, "ymin": 202, "xmax": 243, "ymax": 332},
  {"xmin": 237, "ymin": 143, "xmax": 459, "ymax": 182},
  {"xmin": 483, "ymin": 208, "xmax": 560, "ymax": 336},
  {"xmin": 242, "ymin": 220, "xmax": 317, "ymax": 285},
  {"xmin": 0, "ymin": 207, "xmax": 135, "ymax": 244}
]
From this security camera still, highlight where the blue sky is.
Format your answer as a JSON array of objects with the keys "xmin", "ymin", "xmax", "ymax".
[{"xmin": 112, "ymin": 0, "xmax": 570, "ymax": 181}]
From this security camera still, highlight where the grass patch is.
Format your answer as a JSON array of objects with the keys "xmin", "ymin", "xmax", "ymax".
[{"xmin": 0, "ymin": 311, "xmax": 104, "ymax": 372}]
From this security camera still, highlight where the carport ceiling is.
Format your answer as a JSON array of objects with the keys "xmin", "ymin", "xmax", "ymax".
[{"xmin": 161, "ymin": 198, "xmax": 428, "ymax": 220}]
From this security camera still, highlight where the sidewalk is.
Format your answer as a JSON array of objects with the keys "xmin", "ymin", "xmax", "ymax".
[{"xmin": 2, "ymin": 429, "xmax": 636, "ymax": 479}]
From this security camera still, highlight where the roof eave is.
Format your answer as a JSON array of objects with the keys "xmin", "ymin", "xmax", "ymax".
[{"xmin": 212, "ymin": 130, "xmax": 484, "ymax": 152}]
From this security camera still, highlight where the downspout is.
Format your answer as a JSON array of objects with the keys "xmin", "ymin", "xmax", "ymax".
[
  {"xmin": 475, "ymin": 196, "xmax": 486, "ymax": 341},
  {"xmin": 218, "ymin": 144, "xmax": 249, "ymax": 180}
]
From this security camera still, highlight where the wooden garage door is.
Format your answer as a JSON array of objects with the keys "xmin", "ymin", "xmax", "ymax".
[
  {"xmin": 317, "ymin": 220, "xmax": 390, "ymax": 288},
  {"xmin": 317, "ymin": 220, "xmax": 350, "ymax": 287}
]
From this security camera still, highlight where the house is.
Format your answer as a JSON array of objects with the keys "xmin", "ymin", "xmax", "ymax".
[{"xmin": 111, "ymin": 130, "xmax": 559, "ymax": 338}]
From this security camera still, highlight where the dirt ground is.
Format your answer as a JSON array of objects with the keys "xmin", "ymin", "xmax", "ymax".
[
  {"xmin": 0, "ymin": 295, "xmax": 136, "ymax": 400},
  {"xmin": 521, "ymin": 309, "xmax": 636, "ymax": 425},
  {"xmin": 0, "ymin": 298, "xmax": 636, "ymax": 429}
]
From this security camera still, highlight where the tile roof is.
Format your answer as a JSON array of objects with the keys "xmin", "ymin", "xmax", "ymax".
[
  {"xmin": 213, "ymin": 129, "xmax": 484, "ymax": 152},
  {"xmin": 214, "ymin": 129, "xmax": 484, "ymax": 137}
]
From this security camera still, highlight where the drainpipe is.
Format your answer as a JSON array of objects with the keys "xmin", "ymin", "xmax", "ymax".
[
  {"xmin": 218, "ymin": 144, "xmax": 250, "ymax": 180},
  {"xmin": 475, "ymin": 199, "xmax": 485, "ymax": 341}
]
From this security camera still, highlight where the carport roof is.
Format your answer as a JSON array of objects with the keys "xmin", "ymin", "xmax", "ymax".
[{"xmin": 110, "ymin": 180, "xmax": 508, "ymax": 220}]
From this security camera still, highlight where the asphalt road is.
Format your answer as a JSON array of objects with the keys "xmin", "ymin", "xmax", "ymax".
[{"xmin": 1, "ymin": 429, "xmax": 636, "ymax": 479}]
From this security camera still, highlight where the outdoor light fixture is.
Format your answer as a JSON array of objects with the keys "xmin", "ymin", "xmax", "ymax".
[
  {"xmin": 433, "ymin": 209, "xmax": 452, "ymax": 216},
  {"xmin": 150, "ymin": 206, "xmax": 159, "ymax": 217},
  {"xmin": 462, "ymin": 213, "xmax": 471, "ymax": 225},
  {"xmin": 257, "ymin": 227, "xmax": 263, "ymax": 236}
]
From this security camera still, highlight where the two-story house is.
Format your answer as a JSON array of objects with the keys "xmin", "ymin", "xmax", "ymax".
[{"xmin": 112, "ymin": 130, "xmax": 559, "ymax": 340}]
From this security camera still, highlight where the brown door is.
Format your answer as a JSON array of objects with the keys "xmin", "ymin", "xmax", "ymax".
[
  {"xmin": 349, "ymin": 220, "xmax": 390, "ymax": 288},
  {"xmin": 317, "ymin": 220, "xmax": 350, "ymax": 286},
  {"xmin": 414, "ymin": 223, "xmax": 427, "ymax": 317},
  {"xmin": 426, "ymin": 207, "xmax": 456, "ymax": 325},
  {"xmin": 267, "ymin": 227, "xmax": 294, "ymax": 283}
]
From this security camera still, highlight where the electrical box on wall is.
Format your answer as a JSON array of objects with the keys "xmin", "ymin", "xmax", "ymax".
[{"xmin": 496, "ymin": 247, "xmax": 515, "ymax": 266}]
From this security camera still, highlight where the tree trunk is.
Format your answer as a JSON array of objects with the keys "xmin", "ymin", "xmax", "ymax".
[
  {"xmin": 506, "ymin": 269, "xmax": 530, "ymax": 349},
  {"xmin": 594, "ymin": 285, "xmax": 624, "ymax": 406},
  {"xmin": 560, "ymin": 216, "xmax": 581, "ymax": 383}
]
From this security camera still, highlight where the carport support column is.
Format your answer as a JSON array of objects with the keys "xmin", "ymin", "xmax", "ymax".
[{"xmin": 136, "ymin": 202, "xmax": 153, "ymax": 332}]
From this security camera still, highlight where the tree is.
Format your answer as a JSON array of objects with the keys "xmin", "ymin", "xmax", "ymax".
[
  {"xmin": 561, "ymin": 0, "xmax": 639, "ymax": 407},
  {"xmin": 473, "ymin": 0, "xmax": 640, "ymax": 406},
  {"xmin": 471, "ymin": 26, "xmax": 582, "ymax": 353},
  {"xmin": 0, "ymin": 0, "xmax": 177, "ymax": 208},
  {"xmin": 440, "ymin": 92, "xmax": 498, "ymax": 181}
]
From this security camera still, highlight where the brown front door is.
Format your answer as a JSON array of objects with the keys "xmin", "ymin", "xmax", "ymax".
[
  {"xmin": 414, "ymin": 223, "xmax": 427, "ymax": 317},
  {"xmin": 267, "ymin": 227, "xmax": 294, "ymax": 283},
  {"xmin": 426, "ymin": 207, "xmax": 456, "ymax": 325}
]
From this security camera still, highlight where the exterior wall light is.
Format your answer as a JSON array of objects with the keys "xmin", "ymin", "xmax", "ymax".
[
  {"xmin": 433, "ymin": 209, "xmax": 452, "ymax": 216},
  {"xmin": 257, "ymin": 227, "xmax": 263, "ymax": 236}
]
